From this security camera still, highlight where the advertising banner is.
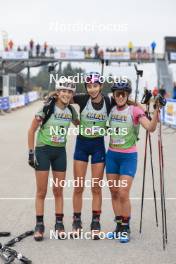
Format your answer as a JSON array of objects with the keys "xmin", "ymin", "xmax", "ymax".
[
  {"xmin": 1, "ymin": 51, "xmax": 29, "ymax": 59},
  {"xmin": 163, "ymin": 99, "xmax": 176, "ymax": 126},
  {"xmin": 55, "ymin": 50, "xmax": 84, "ymax": 60}
]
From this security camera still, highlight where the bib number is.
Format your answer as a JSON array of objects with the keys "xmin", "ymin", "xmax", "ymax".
[
  {"xmin": 51, "ymin": 135, "xmax": 65, "ymax": 143},
  {"xmin": 111, "ymin": 138, "xmax": 125, "ymax": 145}
]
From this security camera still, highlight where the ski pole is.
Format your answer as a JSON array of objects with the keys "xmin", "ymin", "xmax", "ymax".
[
  {"xmin": 101, "ymin": 59, "xmax": 105, "ymax": 76},
  {"xmin": 148, "ymin": 131, "xmax": 158, "ymax": 227},
  {"xmin": 5, "ymin": 230, "xmax": 34, "ymax": 247},
  {"xmin": 0, "ymin": 232, "xmax": 10, "ymax": 237},
  {"xmin": 160, "ymin": 125, "xmax": 168, "ymax": 243},
  {"xmin": 158, "ymin": 114, "xmax": 168, "ymax": 248},
  {"xmin": 139, "ymin": 127, "xmax": 148, "ymax": 233},
  {"xmin": 157, "ymin": 110, "xmax": 168, "ymax": 250},
  {"xmin": 134, "ymin": 64, "xmax": 143, "ymax": 103},
  {"xmin": 147, "ymin": 101, "xmax": 158, "ymax": 227}
]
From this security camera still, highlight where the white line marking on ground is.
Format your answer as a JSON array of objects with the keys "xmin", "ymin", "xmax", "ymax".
[{"xmin": 0, "ymin": 197, "xmax": 175, "ymax": 200}]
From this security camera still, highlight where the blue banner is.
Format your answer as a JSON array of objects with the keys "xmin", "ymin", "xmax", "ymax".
[
  {"xmin": 25, "ymin": 94, "xmax": 29, "ymax": 105},
  {"xmin": 0, "ymin": 97, "xmax": 10, "ymax": 110}
]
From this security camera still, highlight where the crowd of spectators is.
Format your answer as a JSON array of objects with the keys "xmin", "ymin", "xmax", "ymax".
[
  {"xmin": 3, "ymin": 39, "xmax": 56, "ymax": 57},
  {"xmin": 2, "ymin": 40, "xmax": 157, "ymax": 60}
]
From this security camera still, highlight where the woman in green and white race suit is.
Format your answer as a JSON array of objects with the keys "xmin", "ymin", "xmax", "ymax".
[{"xmin": 28, "ymin": 78, "xmax": 78, "ymax": 241}]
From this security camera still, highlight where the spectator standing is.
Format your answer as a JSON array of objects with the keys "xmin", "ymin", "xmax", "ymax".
[
  {"xmin": 36, "ymin": 43, "xmax": 41, "ymax": 57},
  {"xmin": 128, "ymin": 41, "xmax": 134, "ymax": 53},
  {"xmin": 29, "ymin": 39, "xmax": 34, "ymax": 51},
  {"xmin": 29, "ymin": 39, "xmax": 34, "ymax": 57},
  {"xmin": 49, "ymin": 47, "xmax": 55, "ymax": 56},
  {"xmin": 159, "ymin": 85, "xmax": 166, "ymax": 98},
  {"xmin": 44, "ymin": 42, "xmax": 48, "ymax": 55},
  {"xmin": 94, "ymin": 43, "xmax": 99, "ymax": 59},
  {"xmin": 151, "ymin": 41, "xmax": 156, "ymax": 55},
  {"xmin": 8, "ymin": 40, "xmax": 14, "ymax": 50}
]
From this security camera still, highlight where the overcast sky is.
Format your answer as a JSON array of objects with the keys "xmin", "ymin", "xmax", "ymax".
[
  {"xmin": 1, "ymin": 0, "xmax": 176, "ymax": 88},
  {"xmin": 0, "ymin": 0, "xmax": 176, "ymax": 52}
]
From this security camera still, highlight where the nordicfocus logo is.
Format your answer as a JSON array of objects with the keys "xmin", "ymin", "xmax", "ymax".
[
  {"xmin": 49, "ymin": 125, "xmax": 128, "ymax": 137},
  {"xmin": 49, "ymin": 178, "xmax": 128, "ymax": 188},
  {"xmin": 49, "ymin": 74, "xmax": 128, "ymax": 85},
  {"xmin": 49, "ymin": 21, "xmax": 128, "ymax": 33},
  {"xmin": 49, "ymin": 230, "xmax": 128, "ymax": 240}
]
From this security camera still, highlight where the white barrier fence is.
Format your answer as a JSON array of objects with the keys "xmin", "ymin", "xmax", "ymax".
[{"xmin": 1, "ymin": 93, "xmax": 176, "ymax": 128}]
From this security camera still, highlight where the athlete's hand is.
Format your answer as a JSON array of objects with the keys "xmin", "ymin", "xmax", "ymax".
[
  {"xmin": 153, "ymin": 94, "xmax": 166, "ymax": 110},
  {"xmin": 28, "ymin": 150, "xmax": 36, "ymax": 169},
  {"xmin": 48, "ymin": 91, "xmax": 58, "ymax": 99}
]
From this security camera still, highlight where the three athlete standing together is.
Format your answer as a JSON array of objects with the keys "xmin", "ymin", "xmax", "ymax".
[{"xmin": 28, "ymin": 72, "xmax": 162, "ymax": 243}]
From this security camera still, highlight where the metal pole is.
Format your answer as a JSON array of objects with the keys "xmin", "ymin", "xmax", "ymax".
[{"xmin": 27, "ymin": 66, "xmax": 30, "ymax": 91}]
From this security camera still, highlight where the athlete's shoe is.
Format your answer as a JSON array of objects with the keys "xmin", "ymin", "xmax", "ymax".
[
  {"xmin": 34, "ymin": 222, "xmax": 45, "ymax": 242},
  {"xmin": 119, "ymin": 225, "xmax": 130, "ymax": 243},
  {"xmin": 107, "ymin": 221, "xmax": 122, "ymax": 239},
  {"xmin": 91, "ymin": 218, "xmax": 101, "ymax": 240},
  {"xmin": 55, "ymin": 221, "xmax": 66, "ymax": 239},
  {"xmin": 71, "ymin": 217, "xmax": 83, "ymax": 238}
]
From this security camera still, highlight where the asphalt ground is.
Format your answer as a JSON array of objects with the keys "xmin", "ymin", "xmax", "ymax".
[{"xmin": 0, "ymin": 101, "xmax": 176, "ymax": 264}]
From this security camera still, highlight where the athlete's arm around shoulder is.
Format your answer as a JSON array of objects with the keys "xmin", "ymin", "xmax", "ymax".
[
  {"xmin": 72, "ymin": 93, "xmax": 89, "ymax": 106},
  {"xmin": 69, "ymin": 105, "xmax": 80, "ymax": 126}
]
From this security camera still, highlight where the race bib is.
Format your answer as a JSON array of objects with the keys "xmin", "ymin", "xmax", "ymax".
[
  {"xmin": 85, "ymin": 126, "xmax": 101, "ymax": 136},
  {"xmin": 51, "ymin": 135, "xmax": 65, "ymax": 143},
  {"xmin": 93, "ymin": 126, "xmax": 101, "ymax": 133},
  {"xmin": 111, "ymin": 138, "xmax": 126, "ymax": 145}
]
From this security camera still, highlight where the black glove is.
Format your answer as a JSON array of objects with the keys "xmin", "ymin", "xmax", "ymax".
[
  {"xmin": 153, "ymin": 94, "xmax": 166, "ymax": 110},
  {"xmin": 28, "ymin": 150, "xmax": 36, "ymax": 169}
]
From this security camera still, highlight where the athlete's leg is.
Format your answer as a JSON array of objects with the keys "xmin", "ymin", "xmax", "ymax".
[
  {"xmin": 34, "ymin": 146, "xmax": 51, "ymax": 240},
  {"xmin": 90, "ymin": 141, "xmax": 105, "ymax": 239},
  {"xmin": 52, "ymin": 170, "xmax": 66, "ymax": 237},
  {"xmin": 72, "ymin": 136, "xmax": 90, "ymax": 234},
  {"xmin": 52, "ymin": 171, "xmax": 66, "ymax": 214},
  {"xmin": 73, "ymin": 160, "xmax": 88, "ymax": 213},
  {"xmin": 106, "ymin": 173, "xmax": 121, "ymax": 216},
  {"xmin": 35, "ymin": 146, "xmax": 50, "ymax": 216},
  {"xmin": 34, "ymin": 170, "xmax": 49, "ymax": 240},
  {"xmin": 71, "ymin": 160, "xmax": 88, "ymax": 235},
  {"xmin": 91, "ymin": 138, "xmax": 106, "ymax": 212},
  {"xmin": 118, "ymin": 152, "xmax": 137, "ymax": 242},
  {"xmin": 49, "ymin": 147, "xmax": 67, "ymax": 238},
  {"xmin": 35, "ymin": 171, "xmax": 49, "ymax": 216},
  {"xmin": 118, "ymin": 175, "xmax": 133, "ymax": 242},
  {"xmin": 51, "ymin": 147, "xmax": 67, "ymax": 214},
  {"xmin": 106, "ymin": 150, "xmax": 123, "ymax": 238},
  {"xmin": 118, "ymin": 175, "xmax": 133, "ymax": 217},
  {"xmin": 91, "ymin": 163, "xmax": 104, "ymax": 211},
  {"xmin": 106, "ymin": 149, "xmax": 121, "ymax": 216},
  {"xmin": 106, "ymin": 173, "xmax": 123, "ymax": 238},
  {"xmin": 89, "ymin": 162, "xmax": 104, "ymax": 239},
  {"xmin": 73, "ymin": 136, "xmax": 89, "ymax": 214},
  {"xmin": 118, "ymin": 152, "xmax": 137, "ymax": 217}
]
